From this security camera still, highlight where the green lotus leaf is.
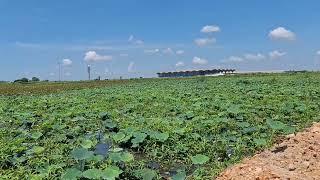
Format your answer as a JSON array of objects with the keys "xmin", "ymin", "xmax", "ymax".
[
  {"xmin": 191, "ymin": 154, "xmax": 209, "ymax": 165},
  {"xmin": 131, "ymin": 132, "xmax": 147, "ymax": 147},
  {"xmin": 71, "ymin": 148, "xmax": 94, "ymax": 160},
  {"xmin": 82, "ymin": 168, "xmax": 103, "ymax": 179},
  {"xmin": 142, "ymin": 169, "xmax": 157, "ymax": 180},
  {"xmin": 81, "ymin": 139, "xmax": 93, "ymax": 149},
  {"xmin": 101, "ymin": 166, "xmax": 123, "ymax": 180},
  {"xmin": 253, "ymin": 138, "xmax": 267, "ymax": 146},
  {"xmin": 112, "ymin": 132, "xmax": 126, "ymax": 142},
  {"xmin": 150, "ymin": 132, "xmax": 169, "ymax": 142},
  {"xmin": 109, "ymin": 152, "xmax": 121, "ymax": 162},
  {"xmin": 32, "ymin": 146, "xmax": 45, "ymax": 154},
  {"xmin": 30, "ymin": 132, "xmax": 43, "ymax": 140},
  {"xmin": 266, "ymin": 119, "xmax": 286, "ymax": 130},
  {"xmin": 61, "ymin": 168, "xmax": 82, "ymax": 180},
  {"xmin": 109, "ymin": 152, "xmax": 134, "ymax": 162},
  {"xmin": 172, "ymin": 170, "xmax": 186, "ymax": 180},
  {"xmin": 120, "ymin": 152, "xmax": 134, "ymax": 162},
  {"xmin": 105, "ymin": 122, "xmax": 117, "ymax": 129}
]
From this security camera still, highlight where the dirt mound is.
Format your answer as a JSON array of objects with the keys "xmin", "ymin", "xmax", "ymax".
[{"xmin": 217, "ymin": 123, "xmax": 320, "ymax": 180}]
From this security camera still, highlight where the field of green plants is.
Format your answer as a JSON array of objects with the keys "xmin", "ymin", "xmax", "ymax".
[{"xmin": 1, "ymin": 73, "xmax": 320, "ymax": 179}]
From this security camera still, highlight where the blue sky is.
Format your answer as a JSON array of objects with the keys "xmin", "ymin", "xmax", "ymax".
[{"xmin": 1, "ymin": 0, "xmax": 320, "ymax": 81}]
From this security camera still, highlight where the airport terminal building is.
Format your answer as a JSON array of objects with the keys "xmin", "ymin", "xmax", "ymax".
[{"xmin": 157, "ymin": 69, "xmax": 235, "ymax": 78}]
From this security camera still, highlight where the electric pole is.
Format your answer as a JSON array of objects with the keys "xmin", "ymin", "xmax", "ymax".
[
  {"xmin": 87, "ymin": 65, "xmax": 91, "ymax": 80},
  {"xmin": 58, "ymin": 62, "xmax": 61, "ymax": 81}
]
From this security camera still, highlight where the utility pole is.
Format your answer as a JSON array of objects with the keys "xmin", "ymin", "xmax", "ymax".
[
  {"xmin": 58, "ymin": 62, "xmax": 61, "ymax": 81},
  {"xmin": 87, "ymin": 65, "xmax": 91, "ymax": 80}
]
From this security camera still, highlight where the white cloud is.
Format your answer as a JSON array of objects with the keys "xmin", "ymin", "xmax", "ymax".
[
  {"xmin": 144, "ymin": 49, "xmax": 160, "ymax": 54},
  {"xmin": 244, "ymin": 53, "xmax": 266, "ymax": 61},
  {"xmin": 128, "ymin": 35, "xmax": 144, "ymax": 45},
  {"xmin": 269, "ymin": 50, "xmax": 287, "ymax": 59},
  {"xmin": 192, "ymin": 57, "xmax": 208, "ymax": 65},
  {"xmin": 201, "ymin": 25, "xmax": 220, "ymax": 33},
  {"xmin": 269, "ymin": 27, "xmax": 296, "ymax": 41},
  {"xmin": 194, "ymin": 38, "xmax": 216, "ymax": 46},
  {"xmin": 176, "ymin": 50, "xmax": 184, "ymax": 55},
  {"xmin": 316, "ymin": 50, "xmax": 320, "ymax": 55},
  {"xmin": 128, "ymin": 62, "xmax": 135, "ymax": 72},
  {"xmin": 223, "ymin": 56, "xmax": 244, "ymax": 63},
  {"xmin": 162, "ymin": 48, "xmax": 174, "ymax": 55},
  {"xmin": 49, "ymin": 72, "xmax": 55, "ymax": 76},
  {"xmin": 84, "ymin": 51, "xmax": 113, "ymax": 62},
  {"xmin": 175, "ymin": 61, "xmax": 185, "ymax": 67},
  {"xmin": 62, "ymin": 59, "xmax": 72, "ymax": 66}
]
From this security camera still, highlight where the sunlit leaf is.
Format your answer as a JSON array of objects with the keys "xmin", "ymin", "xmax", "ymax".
[
  {"xmin": 101, "ymin": 166, "xmax": 123, "ymax": 180},
  {"xmin": 82, "ymin": 168, "xmax": 103, "ymax": 179},
  {"xmin": 191, "ymin": 154, "xmax": 209, "ymax": 165},
  {"xmin": 32, "ymin": 146, "xmax": 45, "ymax": 154},
  {"xmin": 81, "ymin": 139, "xmax": 93, "ymax": 149},
  {"xmin": 61, "ymin": 168, "xmax": 82, "ymax": 180},
  {"xmin": 112, "ymin": 132, "xmax": 126, "ymax": 142},
  {"xmin": 30, "ymin": 132, "xmax": 43, "ymax": 140}
]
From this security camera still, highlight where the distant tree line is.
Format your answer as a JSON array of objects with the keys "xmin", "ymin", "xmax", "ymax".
[{"xmin": 14, "ymin": 77, "xmax": 41, "ymax": 83}]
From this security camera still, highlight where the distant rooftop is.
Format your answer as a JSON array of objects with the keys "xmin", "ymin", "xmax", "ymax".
[{"xmin": 157, "ymin": 69, "xmax": 235, "ymax": 78}]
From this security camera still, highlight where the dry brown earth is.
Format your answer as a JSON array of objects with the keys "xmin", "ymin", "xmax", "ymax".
[{"xmin": 217, "ymin": 123, "xmax": 320, "ymax": 180}]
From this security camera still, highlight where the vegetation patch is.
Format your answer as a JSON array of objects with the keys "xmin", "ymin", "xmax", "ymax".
[{"xmin": 1, "ymin": 73, "xmax": 320, "ymax": 179}]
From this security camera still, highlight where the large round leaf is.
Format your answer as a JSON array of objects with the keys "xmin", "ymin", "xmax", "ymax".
[
  {"xmin": 131, "ymin": 132, "xmax": 147, "ymax": 147},
  {"xmin": 101, "ymin": 166, "xmax": 123, "ymax": 180},
  {"xmin": 120, "ymin": 152, "xmax": 134, "ymax": 162},
  {"xmin": 61, "ymin": 168, "xmax": 82, "ymax": 180},
  {"xmin": 32, "ymin": 146, "xmax": 45, "ymax": 154},
  {"xmin": 71, "ymin": 148, "xmax": 94, "ymax": 160},
  {"xmin": 172, "ymin": 170, "xmax": 186, "ymax": 180},
  {"xmin": 109, "ymin": 152, "xmax": 134, "ymax": 162},
  {"xmin": 112, "ymin": 132, "xmax": 126, "ymax": 142},
  {"xmin": 191, "ymin": 154, "xmax": 209, "ymax": 165},
  {"xmin": 81, "ymin": 139, "xmax": 94, "ymax": 149},
  {"xmin": 82, "ymin": 168, "xmax": 103, "ymax": 179}
]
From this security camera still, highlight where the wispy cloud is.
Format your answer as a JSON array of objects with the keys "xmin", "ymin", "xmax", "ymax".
[
  {"xmin": 269, "ymin": 50, "xmax": 287, "ymax": 59},
  {"xmin": 221, "ymin": 56, "xmax": 244, "ymax": 63},
  {"xmin": 84, "ymin": 51, "xmax": 113, "ymax": 62},
  {"xmin": 128, "ymin": 35, "xmax": 144, "ymax": 45},
  {"xmin": 176, "ymin": 50, "xmax": 184, "ymax": 55},
  {"xmin": 175, "ymin": 61, "xmax": 185, "ymax": 67},
  {"xmin": 62, "ymin": 59, "xmax": 72, "ymax": 66},
  {"xmin": 192, "ymin": 56, "xmax": 208, "ymax": 65},
  {"xmin": 194, "ymin": 38, "xmax": 216, "ymax": 46},
  {"xmin": 201, "ymin": 25, "xmax": 220, "ymax": 33},
  {"xmin": 15, "ymin": 42, "xmax": 48, "ymax": 49},
  {"xmin": 144, "ymin": 49, "xmax": 160, "ymax": 54},
  {"xmin": 244, "ymin": 53, "xmax": 266, "ymax": 61},
  {"xmin": 162, "ymin": 48, "xmax": 174, "ymax": 55}
]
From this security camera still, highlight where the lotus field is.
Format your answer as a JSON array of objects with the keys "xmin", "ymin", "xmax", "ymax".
[{"xmin": 1, "ymin": 73, "xmax": 320, "ymax": 179}]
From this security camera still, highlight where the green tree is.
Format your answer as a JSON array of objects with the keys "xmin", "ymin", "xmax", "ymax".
[
  {"xmin": 14, "ymin": 77, "xmax": 29, "ymax": 83},
  {"xmin": 31, "ymin": 77, "xmax": 40, "ymax": 82}
]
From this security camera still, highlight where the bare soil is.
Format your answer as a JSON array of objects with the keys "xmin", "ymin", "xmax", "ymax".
[{"xmin": 217, "ymin": 123, "xmax": 320, "ymax": 180}]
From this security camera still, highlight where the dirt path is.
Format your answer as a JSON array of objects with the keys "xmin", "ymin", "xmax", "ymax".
[{"xmin": 217, "ymin": 123, "xmax": 320, "ymax": 180}]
